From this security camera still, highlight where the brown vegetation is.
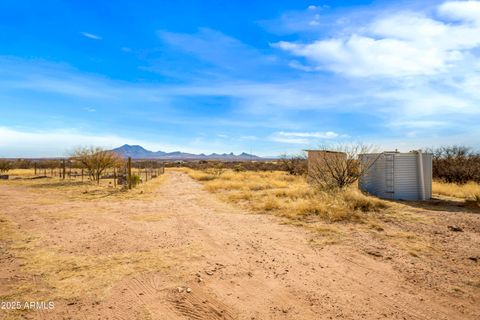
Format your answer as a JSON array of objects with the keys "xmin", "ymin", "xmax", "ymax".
[
  {"xmin": 70, "ymin": 147, "xmax": 124, "ymax": 184},
  {"xmin": 429, "ymin": 145, "xmax": 480, "ymax": 183},
  {"xmin": 308, "ymin": 144, "xmax": 376, "ymax": 190},
  {"xmin": 181, "ymin": 168, "xmax": 387, "ymax": 222},
  {"xmin": 279, "ymin": 154, "xmax": 307, "ymax": 175},
  {"xmin": 0, "ymin": 159, "xmax": 12, "ymax": 173}
]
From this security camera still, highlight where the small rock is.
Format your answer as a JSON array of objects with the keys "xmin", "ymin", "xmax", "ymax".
[
  {"xmin": 186, "ymin": 288, "xmax": 192, "ymax": 293},
  {"xmin": 448, "ymin": 225, "xmax": 463, "ymax": 232},
  {"xmin": 366, "ymin": 250, "xmax": 383, "ymax": 257},
  {"xmin": 468, "ymin": 256, "xmax": 478, "ymax": 262},
  {"xmin": 177, "ymin": 287, "xmax": 184, "ymax": 293},
  {"xmin": 197, "ymin": 277, "xmax": 204, "ymax": 283},
  {"xmin": 205, "ymin": 271, "xmax": 214, "ymax": 276}
]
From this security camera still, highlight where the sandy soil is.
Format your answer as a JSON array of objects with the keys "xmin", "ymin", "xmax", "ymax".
[{"xmin": 1, "ymin": 171, "xmax": 479, "ymax": 319}]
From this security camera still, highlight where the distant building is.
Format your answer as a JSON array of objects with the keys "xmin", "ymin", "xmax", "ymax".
[{"xmin": 305, "ymin": 150, "xmax": 347, "ymax": 181}]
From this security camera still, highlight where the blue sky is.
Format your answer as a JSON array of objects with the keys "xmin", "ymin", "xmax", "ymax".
[{"xmin": 1, "ymin": 0, "xmax": 480, "ymax": 157}]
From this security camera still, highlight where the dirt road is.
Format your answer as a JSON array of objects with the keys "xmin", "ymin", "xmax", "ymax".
[{"xmin": 1, "ymin": 171, "xmax": 479, "ymax": 319}]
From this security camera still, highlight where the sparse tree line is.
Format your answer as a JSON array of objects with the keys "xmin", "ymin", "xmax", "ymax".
[
  {"xmin": 426, "ymin": 146, "xmax": 480, "ymax": 184},
  {"xmin": 1, "ymin": 144, "xmax": 479, "ymax": 187}
]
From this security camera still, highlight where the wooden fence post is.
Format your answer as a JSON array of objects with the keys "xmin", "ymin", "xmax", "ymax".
[
  {"xmin": 128, "ymin": 157, "xmax": 132, "ymax": 189},
  {"xmin": 34, "ymin": 163, "xmax": 37, "ymax": 175},
  {"xmin": 113, "ymin": 168, "xmax": 117, "ymax": 188},
  {"xmin": 62, "ymin": 159, "xmax": 66, "ymax": 180},
  {"xmin": 81, "ymin": 168, "xmax": 84, "ymax": 182}
]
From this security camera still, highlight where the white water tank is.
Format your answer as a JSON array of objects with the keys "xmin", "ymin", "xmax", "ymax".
[{"xmin": 359, "ymin": 151, "xmax": 432, "ymax": 201}]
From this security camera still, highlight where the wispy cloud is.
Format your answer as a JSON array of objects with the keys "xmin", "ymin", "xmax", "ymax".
[
  {"xmin": 80, "ymin": 32, "xmax": 102, "ymax": 40},
  {"xmin": 269, "ymin": 131, "xmax": 344, "ymax": 144},
  {"xmin": 276, "ymin": 131, "xmax": 340, "ymax": 138}
]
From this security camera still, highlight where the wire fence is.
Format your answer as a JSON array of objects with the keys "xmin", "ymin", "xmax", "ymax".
[{"xmin": 2, "ymin": 157, "xmax": 165, "ymax": 189}]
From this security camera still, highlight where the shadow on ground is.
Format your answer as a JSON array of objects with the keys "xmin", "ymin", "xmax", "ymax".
[{"xmin": 396, "ymin": 197, "xmax": 480, "ymax": 214}]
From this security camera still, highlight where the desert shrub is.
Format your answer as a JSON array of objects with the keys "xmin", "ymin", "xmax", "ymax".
[
  {"xmin": 129, "ymin": 174, "xmax": 142, "ymax": 187},
  {"xmin": 0, "ymin": 159, "xmax": 12, "ymax": 173},
  {"xmin": 71, "ymin": 147, "xmax": 124, "ymax": 184},
  {"xmin": 428, "ymin": 145, "xmax": 480, "ymax": 184},
  {"xmin": 165, "ymin": 160, "xmax": 285, "ymax": 172},
  {"xmin": 279, "ymin": 154, "xmax": 307, "ymax": 175},
  {"xmin": 233, "ymin": 164, "xmax": 245, "ymax": 172},
  {"xmin": 13, "ymin": 158, "xmax": 33, "ymax": 169},
  {"xmin": 309, "ymin": 144, "xmax": 376, "ymax": 190}
]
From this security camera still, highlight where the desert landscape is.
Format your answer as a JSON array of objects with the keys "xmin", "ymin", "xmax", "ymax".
[
  {"xmin": 0, "ymin": 158, "xmax": 479, "ymax": 319},
  {"xmin": 2, "ymin": 1, "xmax": 480, "ymax": 319}
]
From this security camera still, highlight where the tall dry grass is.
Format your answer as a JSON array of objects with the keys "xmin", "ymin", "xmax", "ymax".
[
  {"xmin": 433, "ymin": 180, "xmax": 480, "ymax": 207},
  {"xmin": 183, "ymin": 168, "xmax": 387, "ymax": 222},
  {"xmin": 433, "ymin": 181, "xmax": 480, "ymax": 199}
]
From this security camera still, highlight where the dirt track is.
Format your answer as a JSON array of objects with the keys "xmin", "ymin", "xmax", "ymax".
[{"xmin": 1, "ymin": 171, "xmax": 479, "ymax": 319}]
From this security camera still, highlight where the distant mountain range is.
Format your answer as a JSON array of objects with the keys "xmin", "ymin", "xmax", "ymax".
[{"xmin": 112, "ymin": 144, "xmax": 262, "ymax": 160}]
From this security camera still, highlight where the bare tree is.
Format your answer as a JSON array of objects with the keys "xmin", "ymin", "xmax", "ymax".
[
  {"xmin": 70, "ymin": 147, "xmax": 123, "ymax": 184},
  {"xmin": 308, "ymin": 143, "xmax": 376, "ymax": 190},
  {"xmin": 0, "ymin": 159, "xmax": 12, "ymax": 173},
  {"xmin": 280, "ymin": 153, "xmax": 307, "ymax": 175}
]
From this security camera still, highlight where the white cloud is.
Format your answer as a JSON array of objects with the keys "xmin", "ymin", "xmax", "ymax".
[
  {"xmin": 80, "ymin": 32, "xmax": 102, "ymax": 40},
  {"xmin": 438, "ymin": 1, "xmax": 480, "ymax": 22},
  {"xmin": 275, "ymin": 1, "xmax": 480, "ymax": 77}
]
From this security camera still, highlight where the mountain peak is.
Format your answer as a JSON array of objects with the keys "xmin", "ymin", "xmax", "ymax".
[{"xmin": 111, "ymin": 145, "xmax": 261, "ymax": 160}]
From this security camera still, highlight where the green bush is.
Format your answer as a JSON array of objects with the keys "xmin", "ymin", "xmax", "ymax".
[{"xmin": 129, "ymin": 174, "xmax": 142, "ymax": 187}]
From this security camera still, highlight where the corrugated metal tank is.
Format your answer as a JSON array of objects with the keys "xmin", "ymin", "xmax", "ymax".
[{"xmin": 359, "ymin": 151, "xmax": 432, "ymax": 201}]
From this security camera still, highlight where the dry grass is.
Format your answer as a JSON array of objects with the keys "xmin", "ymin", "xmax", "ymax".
[
  {"xmin": 384, "ymin": 231, "xmax": 437, "ymax": 258},
  {"xmin": 182, "ymin": 168, "xmax": 388, "ymax": 222},
  {"xmin": 433, "ymin": 181, "xmax": 480, "ymax": 200},
  {"xmin": 0, "ymin": 214, "xmax": 193, "ymax": 302},
  {"xmin": 0, "ymin": 172, "xmax": 167, "ymax": 201}
]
